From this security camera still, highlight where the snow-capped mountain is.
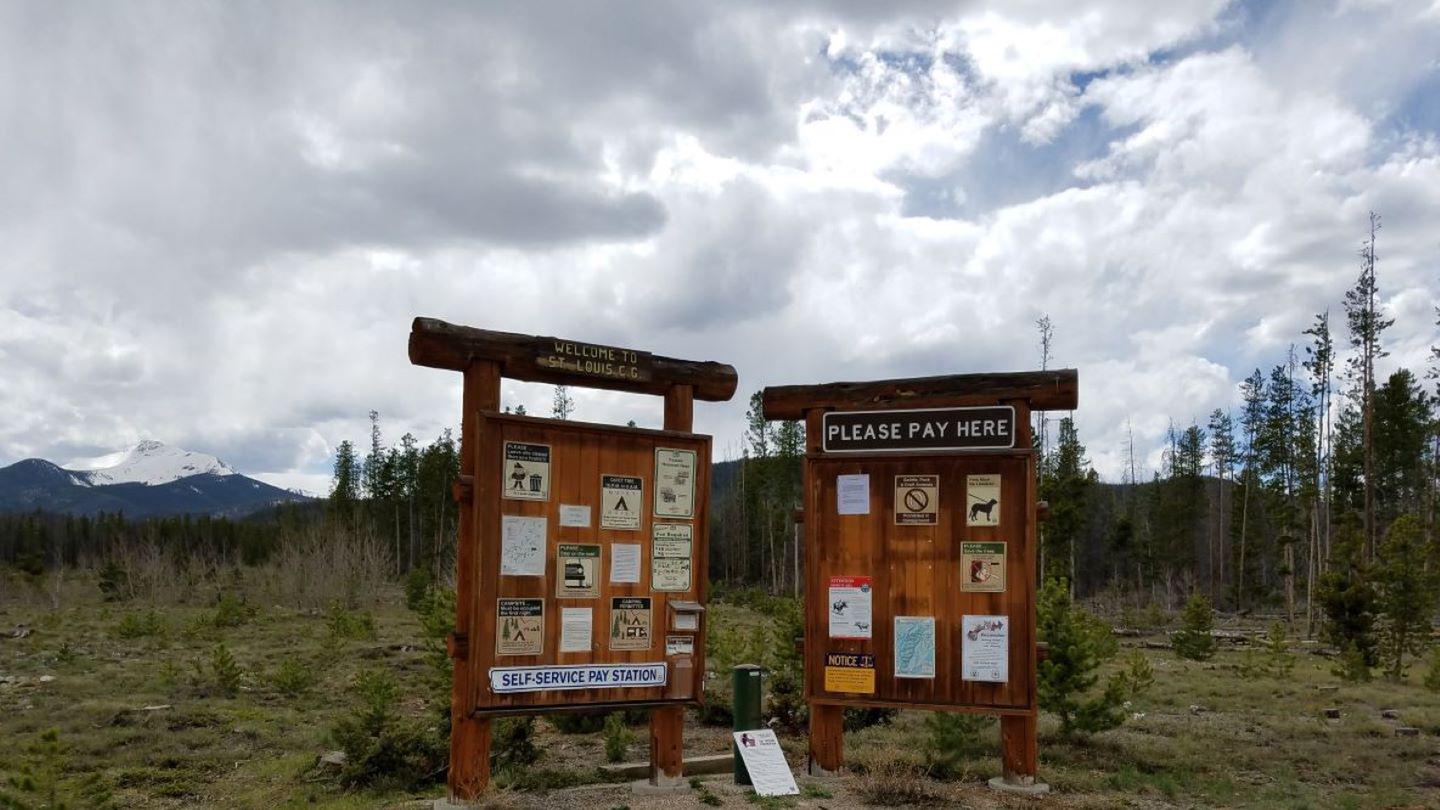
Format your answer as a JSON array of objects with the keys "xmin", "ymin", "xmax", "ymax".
[
  {"xmin": 66, "ymin": 439, "xmax": 237, "ymax": 486},
  {"xmin": 0, "ymin": 440, "xmax": 310, "ymax": 518}
]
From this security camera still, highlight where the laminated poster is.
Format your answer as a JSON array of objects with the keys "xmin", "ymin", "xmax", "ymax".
[
  {"xmin": 499, "ymin": 515, "xmax": 546, "ymax": 577},
  {"xmin": 502, "ymin": 442, "xmax": 551, "ymax": 501},
  {"xmin": 961, "ymin": 614, "xmax": 1009, "ymax": 682},
  {"xmin": 496, "ymin": 599, "xmax": 543, "ymax": 656},
  {"xmin": 894, "ymin": 616, "xmax": 936, "ymax": 679},
  {"xmin": 966, "ymin": 474, "xmax": 1001, "ymax": 526},
  {"xmin": 828, "ymin": 575, "xmax": 873, "ymax": 639},
  {"xmin": 654, "ymin": 448, "xmax": 696, "ymax": 518},
  {"xmin": 609, "ymin": 597, "xmax": 652, "ymax": 651},
  {"xmin": 556, "ymin": 544, "xmax": 600, "ymax": 598},
  {"xmin": 600, "ymin": 475, "xmax": 643, "ymax": 530}
]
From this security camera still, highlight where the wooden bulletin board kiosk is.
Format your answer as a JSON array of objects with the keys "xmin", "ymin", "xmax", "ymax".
[
  {"xmin": 761, "ymin": 370, "xmax": 1077, "ymax": 790},
  {"xmin": 410, "ymin": 318, "xmax": 737, "ymax": 801}
]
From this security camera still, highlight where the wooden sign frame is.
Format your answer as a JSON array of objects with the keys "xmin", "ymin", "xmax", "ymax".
[
  {"xmin": 761, "ymin": 369, "xmax": 1077, "ymax": 788},
  {"xmin": 410, "ymin": 317, "xmax": 737, "ymax": 801}
]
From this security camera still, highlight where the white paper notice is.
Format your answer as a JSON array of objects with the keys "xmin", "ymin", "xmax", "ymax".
[
  {"xmin": 732, "ymin": 729, "xmax": 799, "ymax": 796},
  {"xmin": 559, "ymin": 504, "xmax": 591, "ymax": 528},
  {"xmin": 610, "ymin": 543, "xmax": 641, "ymax": 584},
  {"xmin": 836, "ymin": 474, "xmax": 870, "ymax": 515},
  {"xmin": 961, "ymin": 614, "xmax": 1010, "ymax": 682},
  {"xmin": 559, "ymin": 607, "xmax": 593, "ymax": 653},
  {"xmin": 827, "ymin": 576, "xmax": 873, "ymax": 639},
  {"xmin": 500, "ymin": 515, "xmax": 546, "ymax": 577}
]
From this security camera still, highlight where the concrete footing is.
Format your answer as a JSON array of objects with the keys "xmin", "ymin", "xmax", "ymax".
[
  {"xmin": 988, "ymin": 775, "xmax": 1051, "ymax": 796},
  {"xmin": 631, "ymin": 775, "xmax": 689, "ymax": 795},
  {"xmin": 807, "ymin": 758, "xmax": 839, "ymax": 778}
]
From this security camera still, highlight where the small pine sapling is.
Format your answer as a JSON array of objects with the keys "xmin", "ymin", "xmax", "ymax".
[
  {"xmin": 1037, "ymin": 578, "xmax": 1135, "ymax": 737},
  {"xmin": 211, "ymin": 643, "xmax": 242, "ymax": 697},
  {"xmin": 923, "ymin": 712, "xmax": 994, "ymax": 779},
  {"xmin": 1374, "ymin": 515, "xmax": 1440, "ymax": 680},
  {"xmin": 603, "ymin": 712, "xmax": 633, "ymax": 763},
  {"xmin": 1264, "ymin": 621, "xmax": 1295, "ymax": 679},
  {"xmin": 1424, "ymin": 647, "xmax": 1440, "ymax": 692},
  {"xmin": 1172, "ymin": 593, "xmax": 1216, "ymax": 661}
]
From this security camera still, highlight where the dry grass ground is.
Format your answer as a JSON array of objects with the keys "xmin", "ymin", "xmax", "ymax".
[{"xmin": 3, "ymin": 575, "xmax": 1438, "ymax": 808}]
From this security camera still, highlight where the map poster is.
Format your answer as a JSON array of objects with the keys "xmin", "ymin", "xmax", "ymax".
[
  {"xmin": 653, "ymin": 447, "xmax": 697, "ymax": 518},
  {"xmin": 609, "ymin": 596, "xmax": 653, "ymax": 650},
  {"xmin": 556, "ymin": 543, "xmax": 600, "ymax": 598},
  {"xmin": 961, "ymin": 615, "xmax": 1009, "ymax": 682},
  {"xmin": 502, "ymin": 442, "xmax": 551, "ymax": 501},
  {"xmin": 960, "ymin": 542, "xmax": 1006, "ymax": 593},
  {"xmin": 827, "ymin": 575, "xmax": 873, "ymax": 639},
  {"xmin": 496, "ymin": 599, "xmax": 544, "ymax": 656},
  {"xmin": 600, "ymin": 474, "xmax": 643, "ymax": 530},
  {"xmin": 894, "ymin": 474, "xmax": 939, "ymax": 525},
  {"xmin": 500, "ymin": 515, "xmax": 546, "ymax": 577},
  {"xmin": 894, "ymin": 616, "xmax": 936, "ymax": 679},
  {"xmin": 824, "ymin": 652, "xmax": 876, "ymax": 694},
  {"xmin": 966, "ymin": 474, "xmax": 1001, "ymax": 526}
]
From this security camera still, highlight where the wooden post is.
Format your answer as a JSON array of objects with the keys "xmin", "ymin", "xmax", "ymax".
[
  {"xmin": 448, "ymin": 360, "xmax": 499, "ymax": 802},
  {"xmin": 1000, "ymin": 398, "xmax": 1039, "ymax": 786},
  {"xmin": 801, "ymin": 407, "xmax": 844, "ymax": 776},
  {"xmin": 649, "ymin": 383, "xmax": 694, "ymax": 787}
]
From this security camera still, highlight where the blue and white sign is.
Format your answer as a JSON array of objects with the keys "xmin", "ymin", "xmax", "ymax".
[{"xmin": 489, "ymin": 663, "xmax": 667, "ymax": 694}]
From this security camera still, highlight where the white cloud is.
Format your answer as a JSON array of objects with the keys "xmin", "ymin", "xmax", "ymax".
[{"xmin": 0, "ymin": 0, "xmax": 1437, "ymax": 488}]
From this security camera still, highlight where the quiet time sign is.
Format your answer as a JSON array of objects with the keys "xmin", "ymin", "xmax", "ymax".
[{"xmin": 821, "ymin": 406, "xmax": 1016, "ymax": 453}]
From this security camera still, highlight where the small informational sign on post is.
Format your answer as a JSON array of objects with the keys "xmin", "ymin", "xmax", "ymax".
[
  {"xmin": 732, "ymin": 729, "xmax": 799, "ymax": 796},
  {"xmin": 600, "ymin": 475, "xmax": 643, "ymax": 530},
  {"xmin": 960, "ymin": 542, "xmax": 1006, "ymax": 593},
  {"xmin": 894, "ymin": 474, "xmax": 939, "ymax": 525},
  {"xmin": 502, "ymin": 442, "xmax": 551, "ymax": 501}
]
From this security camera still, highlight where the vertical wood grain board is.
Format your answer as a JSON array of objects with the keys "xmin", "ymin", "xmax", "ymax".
[
  {"xmin": 468, "ymin": 412, "xmax": 710, "ymax": 714},
  {"xmin": 804, "ymin": 452, "xmax": 1036, "ymax": 713}
]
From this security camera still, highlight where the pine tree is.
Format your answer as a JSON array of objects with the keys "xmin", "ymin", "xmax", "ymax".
[
  {"xmin": 1040, "ymin": 418, "xmax": 1095, "ymax": 590},
  {"xmin": 1037, "ymin": 579, "xmax": 1129, "ymax": 737},
  {"xmin": 330, "ymin": 440, "xmax": 361, "ymax": 513},
  {"xmin": 1172, "ymin": 593, "xmax": 1216, "ymax": 661},
  {"xmin": 1235, "ymin": 369, "xmax": 1266, "ymax": 610},
  {"xmin": 1343, "ymin": 211, "xmax": 1393, "ymax": 559},
  {"xmin": 1316, "ymin": 518, "xmax": 1377, "ymax": 670},
  {"xmin": 552, "ymin": 386, "xmax": 574, "ymax": 420},
  {"xmin": 1207, "ymin": 409, "xmax": 1235, "ymax": 599},
  {"xmin": 1374, "ymin": 514, "xmax": 1439, "ymax": 680}
]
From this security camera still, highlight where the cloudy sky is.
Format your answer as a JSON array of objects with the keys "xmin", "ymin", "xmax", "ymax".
[{"xmin": 2, "ymin": 0, "xmax": 1438, "ymax": 494}]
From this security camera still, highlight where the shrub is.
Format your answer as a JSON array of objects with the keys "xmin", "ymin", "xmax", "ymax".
[
  {"xmin": 115, "ymin": 610, "xmax": 165, "ymax": 639},
  {"xmin": 1317, "ymin": 521, "xmax": 1378, "ymax": 667},
  {"xmin": 850, "ymin": 745, "xmax": 942, "ymax": 806},
  {"xmin": 1424, "ymin": 648, "xmax": 1440, "ymax": 692},
  {"xmin": 1264, "ymin": 621, "xmax": 1295, "ymax": 678},
  {"xmin": 0, "ymin": 729, "xmax": 118, "ymax": 810},
  {"xmin": 923, "ymin": 713, "xmax": 994, "ymax": 779},
  {"xmin": 1038, "ymin": 578, "xmax": 1133, "ymax": 737},
  {"xmin": 603, "ymin": 713, "xmax": 633, "ymax": 763},
  {"xmin": 404, "ymin": 568, "xmax": 432, "ymax": 612},
  {"xmin": 843, "ymin": 707, "xmax": 897, "ymax": 732},
  {"xmin": 1333, "ymin": 644, "xmax": 1372, "ymax": 683},
  {"xmin": 270, "ymin": 657, "xmax": 318, "ymax": 698},
  {"xmin": 211, "ymin": 643, "xmax": 242, "ymax": 697},
  {"xmin": 695, "ymin": 691, "xmax": 733, "ymax": 727},
  {"xmin": 329, "ymin": 669, "xmax": 445, "ymax": 790},
  {"xmin": 549, "ymin": 712, "xmax": 609, "ymax": 734},
  {"xmin": 211, "ymin": 593, "xmax": 256, "ymax": 628},
  {"xmin": 490, "ymin": 717, "xmax": 540, "ymax": 773},
  {"xmin": 1172, "ymin": 594, "xmax": 1216, "ymax": 661},
  {"xmin": 327, "ymin": 600, "xmax": 377, "ymax": 642},
  {"xmin": 97, "ymin": 560, "xmax": 129, "ymax": 602}
]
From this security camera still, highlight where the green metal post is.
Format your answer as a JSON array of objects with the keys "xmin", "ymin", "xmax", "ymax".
[{"xmin": 732, "ymin": 664, "xmax": 765, "ymax": 785}]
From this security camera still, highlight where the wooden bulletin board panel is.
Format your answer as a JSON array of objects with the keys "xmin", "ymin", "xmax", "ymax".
[
  {"xmin": 804, "ymin": 452, "xmax": 1036, "ymax": 714},
  {"xmin": 466, "ymin": 412, "xmax": 710, "ymax": 715}
]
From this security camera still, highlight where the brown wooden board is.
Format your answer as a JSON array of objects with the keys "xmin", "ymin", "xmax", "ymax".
[
  {"xmin": 803, "ymin": 450, "xmax": 1036, "ymax": 713},
  {"xmin": 467, "ymin": 412, "xmax": 710, "ymax": 715}
]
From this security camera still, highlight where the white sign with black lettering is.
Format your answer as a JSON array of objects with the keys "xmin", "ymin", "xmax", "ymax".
[{"xmin": 600, "ymin": 475, "xmax": 643, "ymax": 530}]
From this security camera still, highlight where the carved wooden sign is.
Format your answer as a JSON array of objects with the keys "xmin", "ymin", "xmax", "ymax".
[{"xmin": 535, "ymin": 337, "xmax": 653, "ymax": 383}]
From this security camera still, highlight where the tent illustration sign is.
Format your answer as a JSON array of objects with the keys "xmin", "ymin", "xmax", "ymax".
[
  {"xmin": 496, "ymin": 598, "xmax": 544, "ymax": 656},
  {"xmin": 601, "ymin": 474, "xmax": 643, "ymax": 530}
]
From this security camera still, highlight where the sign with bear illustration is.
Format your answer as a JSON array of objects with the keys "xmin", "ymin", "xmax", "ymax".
[
  {"xmin": 966, "ymin": 474, "xmax": 1001, "ymax": 526},
  {"xmin": 502, "ymin": 442, "xmax": 551, "ymax": 501}
]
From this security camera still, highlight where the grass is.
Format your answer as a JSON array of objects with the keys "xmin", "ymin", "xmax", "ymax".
[{"xmin": 5, "ymin": 575, "xmax": 1440, "ymax": 808}]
